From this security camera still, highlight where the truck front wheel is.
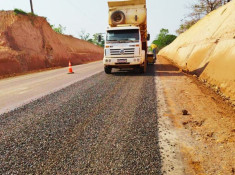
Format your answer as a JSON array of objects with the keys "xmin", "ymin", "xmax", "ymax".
[
  {"xmin": 139, "ymin": 67, "xmax": 144, "ymax": 73},
  {"xmin": 144, "ymin": 61, "xmax": 147, "ymax": 72},
  {"xmin": 105, "ymin": 67, "xmax": 112, "ymax": 74},
  {"xmin": 139, "ymin": 61, "xmax": 147, "ymax": 74}
]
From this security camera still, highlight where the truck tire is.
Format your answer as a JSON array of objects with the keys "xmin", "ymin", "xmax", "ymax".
[
  {"xmin": 111, "ymin": 11, "xmax": 125, "ymax": 25},
  {"xmin": 139, "ymin": 67, "xmax": 144, "ymax": 74},
  {"xmin": 105, "ymin": 67, "xmax": 112, "ymax": 74},
  {"xmin": 144, "ymin": 60, "xmax": 147, "ymax": 72},
  {"xmin": 139, "ymin": 61, "xmax": 147, "ymax": 74}
]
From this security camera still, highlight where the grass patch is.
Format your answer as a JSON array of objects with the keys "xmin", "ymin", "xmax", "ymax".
[
  {"xmin": 14, "ymin": 8, "xmax": 37, "ymax": 16},
  {"xmin": 14, "ymin": 8, "xmax": 27, "ymax": 15}
]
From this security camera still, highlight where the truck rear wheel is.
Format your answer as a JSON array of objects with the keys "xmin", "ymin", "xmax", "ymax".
[{"xmin": 105, "ymin": 67, "xmax": 112, "ymax": 74}]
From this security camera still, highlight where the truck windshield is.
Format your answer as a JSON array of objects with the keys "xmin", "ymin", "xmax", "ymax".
[{"xmin": 106, "ymin": 29, "xmax": 139, "ymax": 42}]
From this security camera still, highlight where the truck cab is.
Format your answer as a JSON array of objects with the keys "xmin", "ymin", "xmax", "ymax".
[{"xmin": 104, "ymin": 26, "xmax": 146, "ymax": 73}]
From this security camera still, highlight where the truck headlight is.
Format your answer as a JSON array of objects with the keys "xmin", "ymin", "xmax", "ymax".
[{"xmin": 129, "ymin": 44, "xmax": 140, "ymax": 47}]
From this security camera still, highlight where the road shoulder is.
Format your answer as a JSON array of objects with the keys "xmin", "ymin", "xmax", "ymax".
[
  {"xmin": 0, "ymin": 61, "xmax": 103, "ymax": 115},
  {"xmin": 155, "ymin": 57, "xmax": 235, "ymax": 175}
]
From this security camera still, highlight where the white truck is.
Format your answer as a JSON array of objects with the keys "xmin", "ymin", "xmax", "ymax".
[{"xmin": 102, "ymin": 0, "xmax": 150, "ymax": 74}]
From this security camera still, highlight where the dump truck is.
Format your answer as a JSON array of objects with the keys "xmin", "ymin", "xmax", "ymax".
[
  {"xmin": 147, "ymin": 44, "xmax": 157, "ymax": 64},
  {"xmin": 103, "ymin": 0, "xmax": 150, "ymax": 74},
  {"xmin": 147, "ymin": 52, "xmax": 155, "ymax": 64}
]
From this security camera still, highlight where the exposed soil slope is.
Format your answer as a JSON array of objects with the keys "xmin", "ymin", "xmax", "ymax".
[
  {"xmin": 158, "ymin": 1, "xmax": 235, "ymax": 105},
  {"xmin": 0, "ymin": 11, "xmax": 103, "ymax": 76}
]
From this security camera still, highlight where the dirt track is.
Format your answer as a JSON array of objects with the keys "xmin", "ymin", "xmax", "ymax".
[{"xmin": 0, "ymin": 57, "xmax": 234, "ymax": 174}]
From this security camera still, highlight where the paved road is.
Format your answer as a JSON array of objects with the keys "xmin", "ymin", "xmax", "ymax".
[
  {"xmin": 0, "ymin": 65, "xmax": 162, "ymax": 174},
  {"xmin": 0, "ymin": 61, "xmax": 103, "ymax": 114}
]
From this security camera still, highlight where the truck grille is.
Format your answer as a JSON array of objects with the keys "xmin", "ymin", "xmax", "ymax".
[{"xmin": 110, "ymin": 48, "xmax": 135, "ymax": 55}]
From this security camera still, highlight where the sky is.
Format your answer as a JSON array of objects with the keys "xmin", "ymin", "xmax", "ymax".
[{"xmin": 0, "ymin": 0, "xmax": 195, "ymax": 43}]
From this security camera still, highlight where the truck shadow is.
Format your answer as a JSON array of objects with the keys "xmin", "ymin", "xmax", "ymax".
[
  {"xmin": 155, "ymin": 63, "xmax": 184, "ymax": 77},
  {"xmin": 110, "ymin": 64, "xmax": 156, "ymax": 77},
  {"xmin": 110, "ymin": 63, "xmax": 184, "ymax": 77}
]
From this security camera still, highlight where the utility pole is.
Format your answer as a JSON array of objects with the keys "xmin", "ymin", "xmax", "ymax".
[{"xmin": 30, "ymin": 0, "xmax": 34, "ymax": 14}]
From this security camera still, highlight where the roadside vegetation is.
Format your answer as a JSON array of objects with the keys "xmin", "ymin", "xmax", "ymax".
[
  {"xmin": 51, "ymin": 24, "xmax": 66, "ymax": 34},
  {"xmin": 177, "ymin": 0, "xmax": 231, "ymax": 34},
  {"xmin": 14, "ymin": 8, "xmax": 36, "ymax": 16},
  {"xmin": 13, "ymin": 9, "xmax": 65, "ymax": 35},
  {"xmin": 14, "ymin": 8, "xmax": 27, "ymax": 15},
  {"xmin": 78, "ymin": 30, "xmax": 105, "ymax": 48},
  {"xmin": 151, "ymin": 28, "xmax": 177, "ymax": 52}
]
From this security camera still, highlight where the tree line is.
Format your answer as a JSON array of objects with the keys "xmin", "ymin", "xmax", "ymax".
[{"xmin": 78, "ymin": 30, "xmax": 104, "ymax": 48}]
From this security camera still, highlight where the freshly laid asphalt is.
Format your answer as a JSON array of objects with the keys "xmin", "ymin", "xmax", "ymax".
[{"xmin": 0, "ymin": 66, "xmax": 162, "ymax": 174}]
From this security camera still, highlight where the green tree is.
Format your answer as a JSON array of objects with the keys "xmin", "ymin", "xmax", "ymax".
[
  {"xmin": 78, "ymin": 31, "xmax": 104, "ymax": 47},
  {"xmin": 51, "ymin": 24, "xmax": 66, "ymax": 34},
  {"xmin": 92, "ymin": 33, "xmax": 104, "ymax": 47},
  {"xmin": 78, "ymin": 30, "xmax": 104, "ymax": 47},
  {"xmin": 152, "ymin": 29, "xmax": 177, "ymax": 51}
]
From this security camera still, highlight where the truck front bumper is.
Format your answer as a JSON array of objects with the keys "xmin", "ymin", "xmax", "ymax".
[{"xmin": 103, "ymin": 57, "xmax": 144, "ymax": 67}]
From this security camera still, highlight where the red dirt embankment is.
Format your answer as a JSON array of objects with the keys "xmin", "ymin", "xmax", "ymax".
[{"xmin": 0, "ymin": 11, "xmax": 103, "ymax": 76}]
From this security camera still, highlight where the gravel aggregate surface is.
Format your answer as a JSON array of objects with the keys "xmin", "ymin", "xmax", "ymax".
[{"xmin": 0, "ymin": 66, "xmax": 162, "ymax": 174}]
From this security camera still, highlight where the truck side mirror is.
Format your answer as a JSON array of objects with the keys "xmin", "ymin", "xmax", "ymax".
[
  {"xmin": 98, "ymin": 35, "xmax": 102, "ymax": 42},
  {"xmin": 147, "ymin": 34, "xmax": 150, "ymax": 41}
]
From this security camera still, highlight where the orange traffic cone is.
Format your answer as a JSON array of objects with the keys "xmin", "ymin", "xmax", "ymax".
[{"xmin": 68, "ymin": 61, "xmax": 74, "ymax": 74}]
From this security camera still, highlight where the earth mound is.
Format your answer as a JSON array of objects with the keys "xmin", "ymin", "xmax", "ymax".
[{"xmin": 0, "ymin": 11, "xmax": 103, "ymax": 76}]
